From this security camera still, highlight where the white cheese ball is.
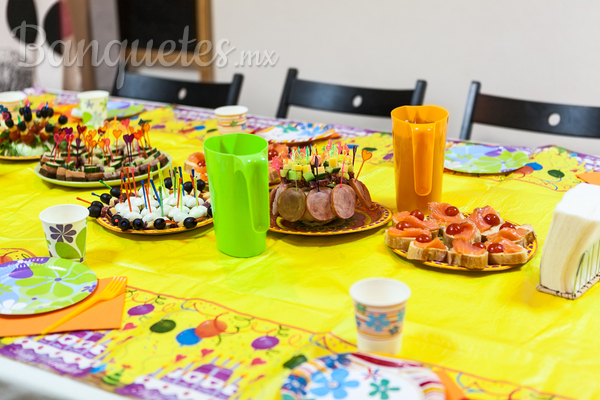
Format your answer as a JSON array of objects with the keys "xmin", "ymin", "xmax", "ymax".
[
  {"xmin": 142, "ymin": 213, "xmax": 160, "ymax": 223},
  {"xmin": 122, "ymin": 211, "xmax": 142, "ymax": 221},
  {"xmin": 141, "ymin": 208, "xmax": 151, "ymax": 217},
  {"xmin": 172, "ymin": 211, "xmax": 188, "ymax": 222},
  {"xmin": 167, "ymin": 197, "xmax": 178, "ymax": 207},
  {"xmin": 184, "ymin": 196, "xmax": 199, "ymax": 208},
  {"xmin": 114, "ymin": 203, "xmax": 128, "ymax": 214},
  {"xmin": 188, "ymin": 206, "xmax": 207, "ymax": 219}
]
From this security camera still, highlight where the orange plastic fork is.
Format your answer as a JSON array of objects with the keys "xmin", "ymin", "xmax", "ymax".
[{"xmin": 41, "ymin": 276, "xmax": 127, "ymax": 335}]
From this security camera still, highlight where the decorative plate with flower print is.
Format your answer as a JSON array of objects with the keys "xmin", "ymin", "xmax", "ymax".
[
  {"xmin": 0, "ymin": 257, "xmax": 97, "ymax": 315},
  {"xmin": 255, "ymin": 123, "xmax": 340, "ymax": 144},
  {"xmin": 445, "ymin": 144, "xmax": 531, "ymax": 174},
  {"xmin": 281, "ymin": 352, "xmax": 446, "ymax": 400}
]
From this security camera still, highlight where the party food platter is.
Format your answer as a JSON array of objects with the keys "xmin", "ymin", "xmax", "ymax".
[
  {"xmin": 0, "ymin": 257, "xmax": 97, "ymax": 315},
  {"xmin": 386, "ymin": 202, "xmax": 537, "ymax": 272},
  {"xmin": 270, "ymin": 202, "xmax": 391, "ymax": 236},
  {"xmin": 84, "ymin": 166, "xmax": 213, "ymax": 235},
  {"xmin": 445, "ymin": 143, "xmax": 531, "ymax": 174},
  {"xmin": 281, "ymin": 352, "xmax": 446, "ymax": 400}
]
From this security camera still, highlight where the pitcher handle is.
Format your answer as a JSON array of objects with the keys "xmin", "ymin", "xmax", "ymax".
[
  {"xmin": 412, "ymin": 124, "xmax": 435, "ymax": 196},
  {"xmin": 235, "ymin": 153, "xmax": 270, "ymax": 233}
]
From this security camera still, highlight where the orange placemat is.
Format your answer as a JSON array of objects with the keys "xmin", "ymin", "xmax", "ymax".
[{"xmin": 0, "ymin": 277, "xmax": 126, "ymax": 337}]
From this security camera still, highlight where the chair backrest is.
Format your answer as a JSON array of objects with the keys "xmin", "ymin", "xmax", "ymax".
[
  {"xmin": 460, "ymin": 81, "xmax": 600, "ymax": 140},
  {"xmin": 276, "ymin": 68, "xmax": 426, "ymax": 119},
  {"xmin": 112, "ymin": 72, "xmax": 243, "ymax": 108}
]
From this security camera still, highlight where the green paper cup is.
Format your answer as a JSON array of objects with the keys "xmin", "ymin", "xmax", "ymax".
[
  {"xmin": 78, "ymin": 90, "xmax": 109, "ymax": 128},
  {"xmin": 39, "ymin": 205, "xmax": 89, "ymax": 262}
]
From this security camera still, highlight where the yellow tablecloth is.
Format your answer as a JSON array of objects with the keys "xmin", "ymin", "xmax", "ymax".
[{"xmin": 1, "ymin": 94, "xmax": 598, "ymax": 400}]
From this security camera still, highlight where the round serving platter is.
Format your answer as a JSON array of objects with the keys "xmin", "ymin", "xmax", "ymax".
[
  {"xmin": 33, "ymin": 152, "xmax": 173, "ymax": 188},
  {"xmin": 96, "ymin": 214, "xmax": 213, "ymax": 235},
  {"xmin": 269, "ymin": 202, "xmax": 392, "ymax": 236},
  {"xmin": 0, "ymin": 155, "xmax": 41, "ymax": 161}
]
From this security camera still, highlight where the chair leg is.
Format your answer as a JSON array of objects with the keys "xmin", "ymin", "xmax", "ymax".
[
  {"xmin": 411, "ymin": 80, "xmax": 427, "ymax": 106},
  {"xmin": 459, "ymin": 81, "xmax": 481, "ymax": 140},
  {"xmin": 276, "ymin": 68, "xmax": 298, "ymax": 119}
]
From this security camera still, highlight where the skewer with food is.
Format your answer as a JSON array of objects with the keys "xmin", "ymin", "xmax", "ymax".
[{"xmin": 386, "ymin": 202, "xmax": 536, "ymax": 270}]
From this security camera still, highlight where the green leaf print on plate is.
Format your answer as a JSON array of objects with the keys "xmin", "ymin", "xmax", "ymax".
[{"xmin": 470, "ymin": 151, "xmax": 530, "ymax": 173}]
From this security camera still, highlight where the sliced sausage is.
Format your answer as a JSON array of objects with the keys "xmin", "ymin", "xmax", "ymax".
[
  {"xmin": 306, "ymin": 187, "xmax": 335, "ymax": 222},
  {"xmin": 350, "ymin": 178, "xmax": 373, "ymax": 209},
  {"xmin": 271, "ymin": 184, "xmax": 287, "ymax": 217},
  {"xmin": 331, "ymin": 184, "xmax": 356, "ymax": 219},
  {"xmin": 277, "ymin": 187, "xmax": 306, "ymax": 222}
]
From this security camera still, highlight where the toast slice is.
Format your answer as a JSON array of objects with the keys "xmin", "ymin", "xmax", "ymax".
[
  {"xmin": 447, "ymin": 249, "xmax": 488, "ymax": 270},
  {"xmin": 406, "ymin": 240, "xmax": 447, "ymax": 262},
  {"xmin": 442, "ymin": 221, "xmax": 481, "ymax": 247},
  {"xmin": 385, "ymin": 231, "xmax": 415, "ymax": 251},
  {"xmin": 488, "ymin": 250, "xmax": 528, "ymax": 265}
]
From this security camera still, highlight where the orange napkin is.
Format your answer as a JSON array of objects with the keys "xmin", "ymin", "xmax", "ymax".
[
  {"xmin": 0, "ymin": 277, "xmax": 126, "ymax": 337},
  {"xmin": 577, "ymin": 171, "xmax": 600, "ymax": 186},
  {"xmin": 435, "ymin": 370, "xmax": 468, "ymax": 400}
]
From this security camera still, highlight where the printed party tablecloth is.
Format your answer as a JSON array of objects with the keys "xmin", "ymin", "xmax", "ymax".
[{"xmin": 2, "ymin": 90, "xmax": 600, "ymax": 400}]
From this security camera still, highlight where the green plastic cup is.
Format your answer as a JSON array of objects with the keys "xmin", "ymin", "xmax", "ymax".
[{"xmin": 204, "ymin": 133, "xmax": 270, "ymax": 257}]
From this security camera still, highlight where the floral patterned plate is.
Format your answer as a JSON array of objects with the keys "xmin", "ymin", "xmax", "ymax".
[
  {"xmin": 255, "ymin": 123, "xmax": 340, "ymax": 144},
  {"xmin": 445, "ymin": 144, "xmax": 531, "ymax": 174},
  {"xmin": 269, "ymin": 203, "xmax": 392, "ymax": 236},
  {"xmin": 0, "ymin": 257, "xmax": 97, "ymax": 315},
  {"xmin": 281, "ymin": 352, "xmax": 445, "ymax": 400}
]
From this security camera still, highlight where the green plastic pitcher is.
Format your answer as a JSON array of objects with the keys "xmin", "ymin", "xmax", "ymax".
[{"xmin": 204, "ymin": 133, "xmax": 270, "ymax": 257}]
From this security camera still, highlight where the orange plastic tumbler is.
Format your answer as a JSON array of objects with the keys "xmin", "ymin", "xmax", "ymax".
[{"xmin": 391, "ymin": 105, "xmax": 448, "ymax": 213}]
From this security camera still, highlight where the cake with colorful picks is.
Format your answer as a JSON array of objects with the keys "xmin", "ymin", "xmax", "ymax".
[
  {"xmin": 0, "ymin": 101, "xmax": 64, "ymax": 157},
  {"xmin": 269, "ymin": 141, "xmax": 375, "ymax": 226},
  {"xmin": 37, "ymin": 119, "xmax": 169, "ymax": 182}
]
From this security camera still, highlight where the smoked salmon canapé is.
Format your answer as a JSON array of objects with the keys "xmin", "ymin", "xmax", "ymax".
[
  {"xmin": 484, "ymin": 238, "xmax": 528, "ymax": 265},
  {"xmin": 392, "ymin": 210, "xmax": 440, "ymax": 236},
  {"xmin": 447, "ymin": 239, "xmax": 488, "ymax": 270},
  {"xmin": 407, "ymin": 235, "xmax": 448, "ymax": 262},
  {"xmin": 385, "ymin": 226, "xmax": 431, "ymax": 251},
  {"xmin": 442, "ymin": 221, "xmax": 481, "ymax": 247},
  {"xmin": 486, "ymin": 223, "xmax": 536, "ymax": 247},
  {"xmin": 467, "ymin": 205, "xmax": 504, "ymax": 237},
  {"xmin": 428, "ymin": 202, "xmax": 466, "ymax": 227}
]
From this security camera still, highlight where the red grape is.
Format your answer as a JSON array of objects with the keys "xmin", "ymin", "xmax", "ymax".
[
  {"xmin": 415, "ymin": 234, "xmax": 432, "ymax": 243},
  {"xmin": 445, "ymin": 206, "xmax": 459, "ymax": 216},
  {"xmin": 488, "ymin": 243, "xmax": 504, "ymax": 253},
  {"xmin": 268, "ymin": 150, "xmax": 278, "ymax": 160},
  {"xmin": 446, "ymin": 223, "xmax": 462, "ymax": 235},
  {"xmin": 410, "ymin": 209, "xmax": 424, "ymax": 221},
  {"xmin": 483, "ymin": 213, "xmax": 500, "ymax": 226}
]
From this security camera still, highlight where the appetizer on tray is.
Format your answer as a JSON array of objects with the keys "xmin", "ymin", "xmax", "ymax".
[{"xmin": 387, "ymin": 202, "xmax": 537, "ymax": 271}]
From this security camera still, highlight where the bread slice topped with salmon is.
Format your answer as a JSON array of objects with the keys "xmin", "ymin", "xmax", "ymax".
[
  {"xmin": 486, "ymin": 222, "xmax": 536, "ymax": 247},
  {"xmin": 485, "ymin": 237, "xmax": 528, "ymax": 265},
  {"xmin": 447, "ymin": 240, "xmax": 488, "ymax": 270},
  {"xmin": 467, "ymin": 205, "xmax": 504, "ymax": 239},
  {"xmin": 442, "ymin": 221, "xmax": 481, "ymax": 247},
  {"xmin": 407, "ymin": 235, "xmax": 448, "ymax": 262},
  {"xmin": 385, "ymin": 226, "xmax": 432, "ymax": 251},
  {"xmin": 428, "ymin": 202, "xmax": 466, "ymax": 228},
  {"xmin": 392, "ymin": 210, "xmax": 440, "ymax": 237}
]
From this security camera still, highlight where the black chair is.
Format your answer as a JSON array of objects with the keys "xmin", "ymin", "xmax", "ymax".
[
  {"xmin": 112, "ymin": 72, "xmax": 244, "ymax": 108},
  {"xmin": 459, "ymin": 81, "xmax": 600, "ymax": 140},
  {"xmin": 276, "ymin": 68, "xmax": 426, "ymax": 119}
]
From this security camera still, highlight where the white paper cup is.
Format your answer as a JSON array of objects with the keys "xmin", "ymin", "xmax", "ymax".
[
  {"xmin": 39, "ymin": 205, "xmax": 89, "ymax": 262},
  {"xmin": 0, "ymin": 91, "xmax": 27, "ymax": 112},
  {"xmin": 78, "ymin": 90, "xmax": 109, "ymax": 128},
  {"xmin": 350, "ymin": 278, "xmax": 411, "ymax": 355},
  {"xmin": 214, "ymin": 105, "xmax": 248, "ymax": 135}
]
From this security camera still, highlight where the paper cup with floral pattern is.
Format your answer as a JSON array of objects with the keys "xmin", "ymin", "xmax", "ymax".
[
  {"xmin": 215, "ymin": 105, "xmax": 248, "ymax": 134},
  {"xmin": 78, "ymin": 90, "xmax": 109, "ymax": 128},
  {"xmin": 39, "ymin": 205, "xmax": 89, "ymax": 262},
  {"xmin": 350, "ymin": 278, "xmax": 411, "ymax": 355}
]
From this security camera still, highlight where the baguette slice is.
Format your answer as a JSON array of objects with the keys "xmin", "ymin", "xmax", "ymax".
[
  {"xmin": 406, "ymin": 240, "xmax": 447, "ymax": 262},
  {"xmin": 442, "ymin": 221, "xmax": 481, "ymax": 247},
  {"xmin": 488, "ymin": 250, "xmax": 528, "ymax": 265},
  {"xmin": 447, "ymin": 249, "xmax": 488, "ymax": 270},
  {"xmin": 385, "ymin": 231, "xmax": 415, "ymax": 251}
]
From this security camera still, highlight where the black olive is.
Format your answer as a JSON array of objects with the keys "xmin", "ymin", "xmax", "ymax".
[
  {"xmin": 88, "ymin": 206, "xmax": 101, "ymax": 218},
  {"xmin": 36, "ymin": 110, "xmax": 42, "ymax": 118},
  {"xmin": 5, "ymin": 119, "xmax": 14, "ymax": 128},
  {"xmin": 40, "ymin": 108, "xmax": 49, "ymax": 118},
  {"xmin": 119, "ymin": 218, "xmax": 131, "ymax": 231},
  {"xmin": 132, "ymin": 219, "xmax": 144, "ymax": 230},
  {"xmin": 58, "ymin": 115, "xmax": 68, "ymax": 125},
  {"xmin": 153, "ymin": 218, "xmax": 166, "ymax": 229},
  {"xmin": 18, "ymin": 107, "xmax": 24, "ymax": 115},
  {"xmin": 164, "ymin": 177, "xmax": 173, "ymax": 190},
  {"xmin": 196, "ymin": 179, "xmax": 206, "ymax": 192},
  {"xmin": 207, "ymin": 205, "xmax": 212, "ymax": 218},
  {"xmin": 23, "ymin": 112, "xmax": 32, "ymax": 122},
  {"xmin": 111, "ymin": 214, "xmax": 123, "ymax": 225},
  {"xmin": 110, "ymin": 187, "xmax": 121, "ymax": 198},
  {"xmin": 47, "ymin": 108, "xmax": 54, "ymax": 117},
  {"xmin": 17, "ymin": 121, "xmax": 26, "ymax": 131},
  {"xmin": 183, "ymin": 217, "xmax": 197, "ymax": 229},
  {"xmin": 100, "ymin": 193, "xmax": 112, "ymax": 205},
  {"xmin": 183, "ymin": 181, "xmax": 193, "ymax": 194},
  {"xmin": 91, "ymin": 200, "xmax": 103, "ymax": 208},
  {"xmin": 45, "ymin": 123, "xmax": 54, "ymax": 133}
]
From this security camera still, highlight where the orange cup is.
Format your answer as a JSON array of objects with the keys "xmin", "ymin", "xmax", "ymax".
[{"xmin": 391, "ymin": 105, "xmax": 448, "ymax": 213}]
